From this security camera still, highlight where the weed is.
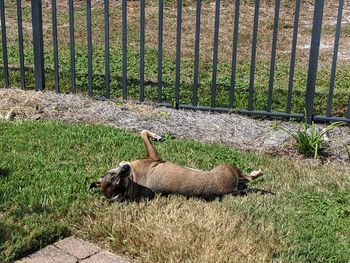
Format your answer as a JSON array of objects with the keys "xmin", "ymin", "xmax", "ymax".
[
  {"xmin": 279, "ymin": 121, "xmax": 344, "ymax": 158},
  {"xmin": 270, "ymin": 120, "xmax": 283, "ymax": 130},
  {"xmin": 342, "ymin": 142, "xmax": 350, "ymax": 163}
]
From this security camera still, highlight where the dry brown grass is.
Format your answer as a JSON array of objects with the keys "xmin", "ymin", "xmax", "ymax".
[
  {"xmin": 75, "ymin": 195, "xmax": 281, "ymax": 263},
  {"xmin": 5, "ymin": 0, "xmax": 350, "ymax": 66}
]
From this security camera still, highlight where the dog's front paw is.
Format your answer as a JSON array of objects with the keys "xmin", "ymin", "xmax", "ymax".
[
  {"xmin": 152, "ymin": 135, "xmax": 164, "ymax": 142},
  {"xmin": 141, "ymin": 130, "xmax": 164, "ymax": 142},
  {"xmin": 149, "ymin": 132, "xmax": 164, "ymax": 142}
]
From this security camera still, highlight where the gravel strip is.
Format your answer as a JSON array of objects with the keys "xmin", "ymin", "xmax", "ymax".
[{"xmin": 1, "ymin": 88, "xmax": 349, "ymax": 161}]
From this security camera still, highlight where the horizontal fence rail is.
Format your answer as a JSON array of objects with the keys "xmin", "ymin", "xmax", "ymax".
[{"xmin": 0, "ymin": 0, "xmax": 349, "ymax": 123}]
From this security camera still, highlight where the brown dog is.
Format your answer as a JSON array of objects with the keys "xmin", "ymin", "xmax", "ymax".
[{"xmin": 91, "ymin": 130, "xmax": 262, "ymax": 202}]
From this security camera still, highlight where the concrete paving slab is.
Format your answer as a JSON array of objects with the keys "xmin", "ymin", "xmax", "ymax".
[
  {"xmin": 14, "ymin": 237, "xmax": 130, "ymax": 263},
  {"xmin": 55, "ymin": 237, "xmax": 101, "ymax": 259},
  {"xmin": 25, "ymin": 245, "xmax": 78, "ymax": 263},
  {"xmin": 81, "ymin": 251, "xmax": 130, "ymax": 263}
]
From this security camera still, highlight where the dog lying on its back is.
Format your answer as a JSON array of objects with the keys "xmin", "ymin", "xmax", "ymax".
[{"xmin": 91, "ymin": 130, "xmax": 263, "ymax": 202}]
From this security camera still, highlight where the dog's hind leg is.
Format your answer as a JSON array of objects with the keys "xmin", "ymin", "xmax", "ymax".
[
  {"xmin": 140, "ymin": 130, "xmax": 162, "ymax": 161},
  {"xmin": 226, "ymin": 165, "xmax": 263, "ymax": 182},
  {"xmin": 240, "ymin": 169, "xmax": 263, "ymax": 182}
]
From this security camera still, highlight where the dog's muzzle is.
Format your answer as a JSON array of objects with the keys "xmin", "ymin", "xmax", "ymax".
[{"xmin": 120, "ymin": 164, "xmax": 130, "ymax": 173}]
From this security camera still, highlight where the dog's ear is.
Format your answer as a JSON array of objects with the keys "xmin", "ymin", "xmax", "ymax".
[
  {"xmin": 118, "ymin": 165, "xmax": 131, "ymax": 188},
  {"xmin": 118, "ymin": 174, "xmax": 130, "ymax": 188},
  {"xmin": 90, "ymin": 177, "xmax": 103, "ymax": 189}
]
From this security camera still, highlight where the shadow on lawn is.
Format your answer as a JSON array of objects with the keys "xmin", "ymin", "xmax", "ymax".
[
  {"xmin": 246, "ymin": 188, "xmax": 276, "ymax": 195},
  {"xmin": 0, "ymin": 222, "xmax": 28, "ymax": 245},
  {"xmin": 0, "ymin": 220, "xmax": 71, "ymax": 262},
  {"xmin": 0, "ymin": 168, "xmax": 11, "ymax": 178}
]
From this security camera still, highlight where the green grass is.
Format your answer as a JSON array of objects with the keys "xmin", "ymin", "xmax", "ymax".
[
  {"xmin": 1, "ymin": 120, "xmax": 350, "ymax": 262},
  {"xmin": 1, "ymin": 43, "xmax": 350, "ymax": 116}
]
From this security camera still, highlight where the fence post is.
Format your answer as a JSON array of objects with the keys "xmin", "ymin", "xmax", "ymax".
[
  {"xmin": 0, "ymin": 0, "xmax": 9, "ymax": 88},
  {"xmin": 305, "ymin": 0, "xmax": 324, "ymax": 123},
  {"xmin": 31, "ymin": 0, "xmax": 45, "ymax": 91}
]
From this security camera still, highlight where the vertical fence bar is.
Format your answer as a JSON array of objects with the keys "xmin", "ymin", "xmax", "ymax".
[
  {"xmin": 52, "ymin": 0, "xmax": 59, "ymax": 93},
  {"xmin": 266, "ymin": 0, "xmax": 280, "ymax": 112},
  {"xmin": 139, "ymin": 0, "xmax": 145, "ymax": 102},
  {"xmin": 0, "ymin": 0, "xmax": 8, "ymax": 89},
  {"xmin": 157, "ymin": 0, "xmax": 164, "ymax": 102},
  {"xmin": 122, "ymin": 0, "xmax": 127, "ymax": 99},
  {"xmin": 31, "ymin": 0, "xmax": 45, "ymax": 91},
  {"xmin": 192, "ymin": 0, "xmax": 201, "ymax": 107},
  {"xmin": 305, "ymin": 0, "xmax": 324, "ymax": 123},
  {"xmin": 175, "ymin": 0, "xmax": 182, "ymax": 108},
  {"xmin": 248, "ymin": 0, "xmax": 260, "ymax": 111},
  {"xmin": 211, "ymin": 0, "xmax": 220, "ymax": 108},
  {"xmin": 326, "ymin": 0, "xmax": 343, "ymax": 117},
  {"xmin": 17, "ymin": 0, "xmax": 25, "ymax": 90},
  {"xmin": 229, "ymin": 0, "xmax": 240, "ymax": 108},
  {"xmin": 104, "ymin": 0, "xmax": 110, "ymax": 98},
  {"xmin": 69, "ymin": 0, "xmax": 76, "ymax": 93},
  {"xmin": 86, "ymin": 0, "xmax": 92, "ymax": 97},
  {"xmin": 286, "ymin": 0, "xmax": 300, "ymax": 114},
  {"xmin": 347, "ymin": 98, "xmax": 350, "ymax": 119}
]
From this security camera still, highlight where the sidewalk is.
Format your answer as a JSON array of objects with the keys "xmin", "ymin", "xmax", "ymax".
[{"xmin": 15, "ymin": 237, "xmax": 130, "ymax": 263}]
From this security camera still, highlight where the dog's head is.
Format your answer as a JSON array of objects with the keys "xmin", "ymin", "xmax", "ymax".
[{"xmin": 90, "ymin": 164, "xmax": 132, "ymax": 202}]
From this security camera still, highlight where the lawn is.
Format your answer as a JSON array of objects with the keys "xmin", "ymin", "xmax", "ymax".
[
  {"xmin": 1, "ymin": 0, "xmax": 350, "ymax": 116},
  {"xmin": 1, "ymin": 120, "xmax": 350, "ymax": 262}
]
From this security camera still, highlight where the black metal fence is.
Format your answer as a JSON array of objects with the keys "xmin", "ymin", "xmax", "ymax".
[{"xmin": 0, "ymin": 0, "xmax": 349, "ymax": 123}]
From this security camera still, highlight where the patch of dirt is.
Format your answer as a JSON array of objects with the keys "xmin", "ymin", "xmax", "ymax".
[{"xmin": 1, "ymin": 88, "xmax": 349, "ymax": 162}]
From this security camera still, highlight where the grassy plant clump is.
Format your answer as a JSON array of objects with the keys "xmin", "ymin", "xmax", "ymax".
[{"xmin": 280, "ymin": 121, "xmax": 344, "ymax": 158}]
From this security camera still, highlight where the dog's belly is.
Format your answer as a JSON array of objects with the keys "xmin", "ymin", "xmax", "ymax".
[{"xmin": 139, "ymin": 162, "xmax": 239, "ymax": 198}]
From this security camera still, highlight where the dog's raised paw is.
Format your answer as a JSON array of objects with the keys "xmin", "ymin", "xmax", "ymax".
[{"xmin": 152, "ymin": 135, "xmax": 164, "ymax": 142}]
